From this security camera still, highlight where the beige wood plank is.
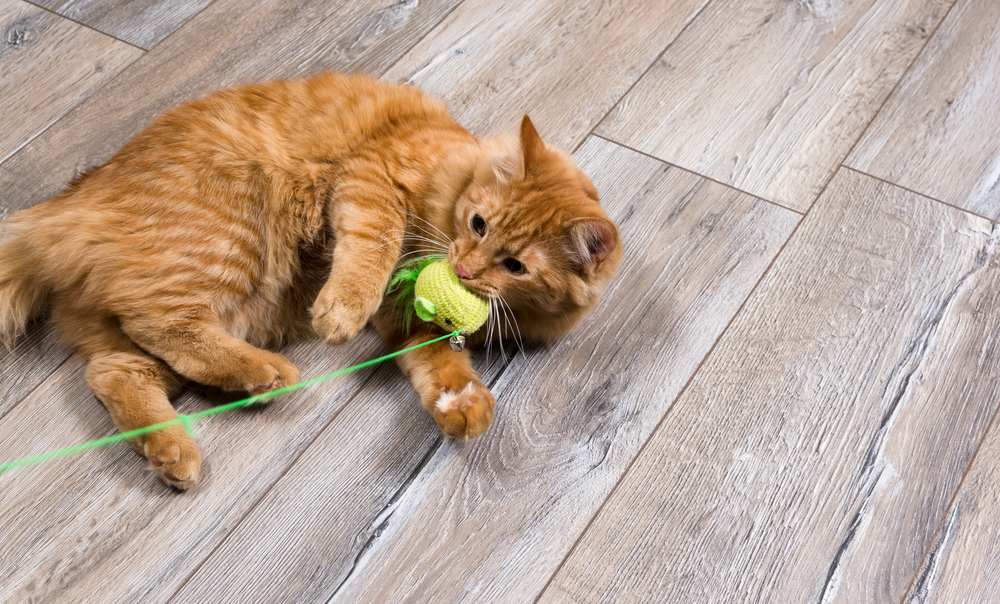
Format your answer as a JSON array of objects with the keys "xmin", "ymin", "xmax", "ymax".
[
  {"xmin": 543, "ymin": 169, "xmax": 1000, "ymax": 603},
  {"xmin": 174, "ymin": 137, "xmax": 798, "ymax": 603},
  {"xmin": 905, "ymin": 424, "xmax": 1000, "ymax": 602},
  {"xmin": 0, "ymin": 1, "xmax": 465, "ymax": 601},
  {"xmin": 0, "ymin": 0, "xmax": 460, "ymax": 216},
  {"xmin": 596, "ymin": 0, "xmax": 952, "ymax": 212},
  {"xmin": 849, "ymin": 0, "xmax": 1000, "ymax": 220},
  {"xmin": 0, "ymin": 0, "xmax": 141, "ymax": 164},
  {"xmin": 383, "ymin": 0, "xmax": 710, "ymax": 151},
  {"xmin": 33, "ymin": 0, "xmax": 210, "ymax": 49}
]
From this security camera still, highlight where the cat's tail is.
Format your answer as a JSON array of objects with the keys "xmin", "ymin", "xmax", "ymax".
[{"xmin": 0, "ymin": 211, "xmax": 48, "ymax": 349}]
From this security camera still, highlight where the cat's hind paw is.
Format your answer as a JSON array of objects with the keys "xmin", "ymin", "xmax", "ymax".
[{"xmin": 143, "ymin": 429, "xmax": 202, "ymax": 491}]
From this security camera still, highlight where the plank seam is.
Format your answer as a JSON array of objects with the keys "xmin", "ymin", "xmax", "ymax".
[
  {"xmin": 0, "ymin": 352, "xmax": 72, "ymax": 424},
  {"xmin": 900, "ymin": 281, "xmax": 1000, "ymax": 603},
  {"xmin": 19, "ymin": 0, "xmax": 146, "ymax": 51},
  {"xmin": 568, "ymin": 0, "xmax": 715, "ymax": 154},
  {"xmin": 591, "ymin": 133, "xmax": 804, "ymax": 217},
  {"xmin": 844, "ymin": 166, "xmax": 998, "ymax": 226},
  {"xmin": 0, "ymin": 0, "xmax": 221, "ymax": 169},
  {"xmin": 809, "ymin": 0, "xmax": 963, "ymax": 215},
  {"xmin": 321, "ymin": 356, "xmax": 512, "ymax": 601},
  {"xmin": 533, "ymin": 190, "xmax": 818, "ymax": 603},
  {"xmin": 163, "ymin": 365, "xmax": 384, "ymax": 603}
]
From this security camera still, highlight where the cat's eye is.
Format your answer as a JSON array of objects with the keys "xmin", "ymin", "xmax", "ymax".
[
  {"xmin": 470, "ymin": 213, "xmax": 487, "ymax": 237},
  {"xmin": 502, "ymin": 257, "xmax": 526, "ymax": 275}
]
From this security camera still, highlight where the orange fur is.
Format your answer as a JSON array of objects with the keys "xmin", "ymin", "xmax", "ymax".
[{"xmin": 0, "ymin": 72, "xmax": 621, "ymax": 489}]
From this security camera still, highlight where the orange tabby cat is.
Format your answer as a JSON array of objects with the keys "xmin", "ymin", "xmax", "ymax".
[{"xmin": 0, "ymin": 72, "xmax": 621, "ymax": 489}]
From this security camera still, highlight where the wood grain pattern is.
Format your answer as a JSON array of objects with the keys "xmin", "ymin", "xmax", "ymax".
[
  {"xmin": 543, "ymin": 169, "xmax": 1000, "ymax": 603},
  {"xmin": 0, "ymin": 0, "xmax": 460, "ymax": 216},
  {"xmin": 0, "ymin": 327, "xmax": 70, "ymax": 419},
  {"xmin": 0, "ymin": 0, "xmax": 141, "ymax": 164},
  {"xmin": 0, "ymin": 335, "xmax": 387, "ymax": 602},
  {"xmin": 383, "ymin": 0, "xmax": 710, "ymax": 150},
  {"xmin": 174, "ymin": 137, "xmax": 797, "ymax": 603},
  {"xmin": 906, "ymin": 425, "xmax": 1000, "ymax": 603},
  {"xmin": 33, "ymin": 0, "xmax": 210, "ymax": 48},
  {"xmin": 849, "ymin": 0, "xmax": 1000, "ymax": 220},
  {"xmin": 596, "ymin": 0, "xmax": 952, "ymax": 211}
]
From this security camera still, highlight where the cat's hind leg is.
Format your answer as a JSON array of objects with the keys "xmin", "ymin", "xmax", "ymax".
[
  {"xmin": 118, "ymin": 307, "xmax": 299, "ymax": 395},
  {"xmin": 52, "ymin": 302, "xmax": 201, "ymax": 489}
]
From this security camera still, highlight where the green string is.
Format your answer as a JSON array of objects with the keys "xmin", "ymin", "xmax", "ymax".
[{"xmin": 0, "ymin": 331, "xmax": 459, "ymax": 475}]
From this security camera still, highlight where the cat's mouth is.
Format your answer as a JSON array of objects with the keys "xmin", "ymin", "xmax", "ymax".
[{"xmin": 456, "ymin": 274, "xmax": 495, "ymax": 299}]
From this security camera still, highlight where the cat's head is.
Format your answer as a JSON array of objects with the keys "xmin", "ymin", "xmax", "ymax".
[{"xmin": 449, "ymin": 116, "xmax": 622, "ymax": 343}]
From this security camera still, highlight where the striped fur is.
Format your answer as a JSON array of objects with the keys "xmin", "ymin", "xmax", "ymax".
[{"xmin": 0, "ymin": 72, "xmax": 621, "ymax": 488}]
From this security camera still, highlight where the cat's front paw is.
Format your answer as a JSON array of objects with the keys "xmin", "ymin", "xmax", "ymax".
[
  {"xmin": 432, "ymin": 382, "xmax": 495, "ymax": 439},
  {"xmin": 311, "ymin": 288, "xmax": 377, "ymax": 344},
  {"xmin": 143, "ymin": 428, "xmax": 202, "ymax": 491}
]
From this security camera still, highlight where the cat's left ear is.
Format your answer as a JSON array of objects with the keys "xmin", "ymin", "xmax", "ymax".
[
  {"xmin": 566, "ymin": 217, "xmax": 619, "ymax": 270},
  {"xmin": 520, "ymin": 115, "xmax": 547, "ymax": 175}
]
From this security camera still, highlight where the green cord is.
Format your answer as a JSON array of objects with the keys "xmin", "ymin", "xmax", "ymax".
[{"xmin": 0, "ymin": 331, "xmax": 459, "ymax": 475}]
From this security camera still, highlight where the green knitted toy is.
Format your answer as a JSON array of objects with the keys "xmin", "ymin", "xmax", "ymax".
[{"xmin": 387, "ymin": 257, "xmax": 489, "ymax": 335}]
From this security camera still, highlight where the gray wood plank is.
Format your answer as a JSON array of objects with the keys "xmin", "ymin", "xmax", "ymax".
[
  {"xmin": 0, "ymin": 1, "xmax": 466, "ymax": 601},
  {"xmin": 0, "ymin": 0, "xmax": 141, "ymax": 164},
  {"xmin": 542, "ymin": 168, "xmax": 1000, "ymax": 603},
  {"xmin": 849, "ymin": 0, "xmax": 1000, "ymax": 220},
  {"xmin": 32, "ymin": 0, "xmax": 211, "ymax": 49},
  {"xmin": 382, "ymin": 0, "xmax": 710, "ymax": 151},
  {"xmin": 906, "ymin": 425, "xmax": 1000, "ymax": 603},
  {"xmin": 0, "ymin": 0, "xmax": 460, "ymax": 216},
  {"xmin": 596, "ymin": 0, "xmax": 952, "ymax": 212},
  {"xmin": 173, "ymin": 137, "xmax": 798, "ymax": 603}
]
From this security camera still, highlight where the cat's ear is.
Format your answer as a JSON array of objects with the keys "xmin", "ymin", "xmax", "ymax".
[
  {"xmin": 520, "ymin": 115, "xmax": 547, "ymax": 174},
  {"xmin": 566, "ymin": 217, "xmax": 618, "ymax": 270}
]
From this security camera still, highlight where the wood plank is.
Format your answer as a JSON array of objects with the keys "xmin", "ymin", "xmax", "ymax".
[
  {"xmin": 0, "ymin": 0, "xmax": 141, "ymax": 164},
  {"xmin": 382, "ymin": 0, "xmax": 711, "ymax": 150},
  {"xmin": 596, "ymin": 0, "xmax": 952, "ymax": 212},
  {"xmin": 542, "ymin": 169, "xmax": 1000, "ymax": 603},
  {"xmin": 32, "ymin": 0, "xmax": 210, "ymax": 49},
  {"xmin": 173, "ymin": 137, "xmax": 798, "ymax": 603},
  {"xmin": 849, "ymin": 0, "xmax": 1000, "ymax": 220},
  {"xmin": 0, "ymin": 0, "xmax": 460, "ymax": 216},
  {"xmin": 0, "ymin": 2, "xmax": 467, "ymax": 602},
  {"xmin": 906, "ymin": 423, "xmax": 1000, "ymax": 602},
  {"xmin": 0, "ymin": 326, "xmax": 70, "ymax": 419}
]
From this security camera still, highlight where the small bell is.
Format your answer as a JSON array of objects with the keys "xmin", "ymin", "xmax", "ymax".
[{"xmin": 449, "ymin": 334, "xmax": 466, "ymax": 352}]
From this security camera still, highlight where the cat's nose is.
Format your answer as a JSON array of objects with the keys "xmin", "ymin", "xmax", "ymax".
[{"xmin": 454, "ymin": 263, "xmax": 472, "ymax": 280}]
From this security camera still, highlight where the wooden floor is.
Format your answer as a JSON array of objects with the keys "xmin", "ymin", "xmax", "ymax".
[{"xmin": 2, "ymin": 1, "xmax": 999, "ymax": 601}]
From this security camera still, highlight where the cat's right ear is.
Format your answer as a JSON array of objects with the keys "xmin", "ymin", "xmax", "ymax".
[{"xmin": 566, "ymin": 217, "xmax": 618, "ymax": 271}]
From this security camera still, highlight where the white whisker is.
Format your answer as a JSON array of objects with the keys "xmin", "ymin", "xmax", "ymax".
[
  {"xmin": 409, "ymin": 213, "xmax": 453, "ymax": 243},
  {"xmin": 498, "ymin": 294, "xmax": 525, "ymax": 356}
]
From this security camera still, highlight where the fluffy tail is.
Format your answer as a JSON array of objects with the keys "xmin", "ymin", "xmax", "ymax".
[{"xmin": 0, "ymin": 216, "xmax": 47, "ymax": 349}]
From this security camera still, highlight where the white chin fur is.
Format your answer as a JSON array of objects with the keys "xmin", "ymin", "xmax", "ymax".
[{"xmin": 434, "ymin": 382, "xmax": 477, "ymax": 413}]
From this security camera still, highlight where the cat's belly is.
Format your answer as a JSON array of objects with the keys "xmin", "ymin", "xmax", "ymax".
[{"xmin": 222, "ymin": 241, "xmax": 329, "ymax": 348}]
